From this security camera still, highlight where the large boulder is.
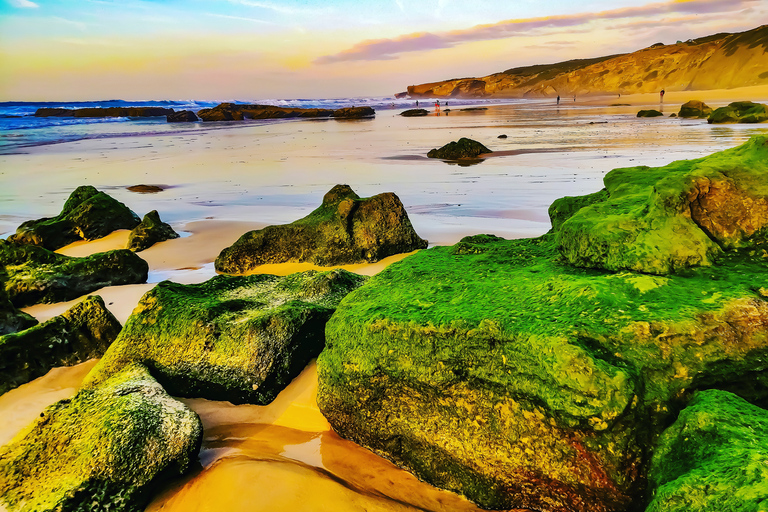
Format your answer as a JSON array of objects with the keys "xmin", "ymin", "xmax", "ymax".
[
  {"xmin": 552, "ymin": 135, "xmax": 768, "ymax": 274},
  {"xmin": 9, "ymin": 185, "xmax": 141, "ymax": 250},
  {"xmin": 708, "ymin": 101, "xmax": 768, "ymax": 124},
  {"xmin": 166, "ymin": 110, "xmax": 198, "ymax": 122},
  {"xmin": 331, "ymin": 106, "xmax": 375, "ymax": 118},
  {"xmin": 83, "ymin": 270, "xmax": 366, "ymax": 404},
  {"xmin": 317, "ymin": 142, "xmax": 768, "ymax": 511},
  {"xmin": 646, "ymin": 390, "xmax": 768, "ymax": 512},
  {"xmin": 0, "ymin": 287, "xmax": 37, "ymax": 336},
  {"xmin": 215, "ymin": 185, "xmax": 427, "ymax": 274},
  {"xmin": 0, "ymin": 240, "xmax": 149, "ymax": 308},
  {"xmin": 677, "ymin": 100, "xmax": 712, "ymax": 118},
  {"xmin": 0, "ymin": 364, "xmax": 202, "ymax": 512},
  {"xmin": 427, "ymin": 138, "xmax": 491, "ymax": 159},
  {"xmin": 400, "ymin": 109, "xmax": 429, "ymax": 117},
  {"xmin": 637, "ymin": 109, "xmax": 664, "ymax": 117},
  {"xmin": 0, "ymin": 295, "xmax": 121, "ymax": 394},
  {"xmin": 127, "ymin": 210, "xmax": 179, "ymax": 252}
]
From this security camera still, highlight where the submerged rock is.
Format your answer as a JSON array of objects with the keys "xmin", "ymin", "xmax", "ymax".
[
  {"xmin": 166, "ymin": 110, "xmax": 198, "ymax": 122},
  {"xmin": 708, "ymin": 101, "xmax": 768, "ymax": 123},
  {"xmin": 9, "ymin": 185, "xmax": 140, "ymax": 251},
  {"xmin": 552, "ymin": 135, "xmax": 768, "ymax": 274},
  {"xmin": 0, "ymin": 296, "xmax": 121, "ymax": 395},
  {"xmin": 83, "ymin": 270, "xmax": 366, "ymax": 404},
  {"xmin": 400, "ymin": 109, "xmax": 429, "ymax": 117},
  {"xmin": 427, "ymin": 138, "xmax": 491, "ymax": 159},
  {"xmin": 637, "ymin": 109, "xmax": 663, "ymax": 117},
  {"xmin": 0, "ymin": 240, "xmax": 149, "ymax": 308},
  {"xmin": 0, "ymin": 363, "xmax": 202, "ymax": 512},
  {"xmin": 127, "ymin": 210, "xmax": 179, "ymax": 252},
  {"xmin": 0, "ymin": 288, "xmax": 37, "ymax": 336},
  {"xmin": 215, "ymin": 185, "xmax": 427, "ymax": 273},
  {"xmin": 647, "ymin": 390, "xmax": 768, "ymax": 511},
  {"xmin": 677, "ymin": 100, "xmax": 712, "ymax": 118}
]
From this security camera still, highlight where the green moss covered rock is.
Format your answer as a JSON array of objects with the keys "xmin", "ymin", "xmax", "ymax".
[
  {"xmin": 0, "ymin": 240, "xmax": 149, "ymax": 307},
  {"xmin": 554, "ymin": 135, "xmax": 768, "ymax": 274},
  {"xmin": 646, "ymin": 390, "xmax": 768, "ymax": 511},
  {"xmin": 215, "ymin": 185, "xmax": 427, "ymax": 274},
  {"xmin": 677, "ymin": 100, "xmax": 712, "ymax": 118},
  {"xmin": 317, "ymin": 227, "xmax": 768, "ymax": 510},
  {"xmin": 9, "ymin": 186, "xmax": 141, "ymax": 251},
  {"xmin": 0, "ymin": 288, "xmax": 37, "ymax": 335},
  {"xmin": 637, "ymin": 109, "xmax": 664, "ymax": 117},
  {"xmin": 127, "ymin": 210, "xmax": 179, "ymax": 252},
  {"xmin": 0, "ymin": 363, "xmax": 202, "ymax": 512},
  {"xmin": 427, "ymin": 137, "xmax": 491, "ymax": 159},
  {"xmin": 0, "ymin": 295, "xmax": 121, "ymax": 395},
  {"xmin": 708, "ymin": 101, "xmax": 768, "ymax": 124},
  {"xmin": 84, "ymin": 269, "xmax": 366, "ymax": 404}
]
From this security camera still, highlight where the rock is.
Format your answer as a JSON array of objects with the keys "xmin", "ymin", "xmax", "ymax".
[
  {"xmin": 553, "ymin": 135, "xmax": 768, "ymax": 274},
  {"xmin": 548, "ymin": 189, "xmax": 609, "ymax": 232},
  {"xmin": 708, "ymin": 101, "xmax": 768, "ymax": 123},
  {"xmin": 637, "ymin": 109, "xmax": 664, "ymax": 117},
  {"xmin": 331, "ymin": 107, "xmax": 375, "ymax": 119},
  {"xmin": 127, "ymin": 184, "xmax": 164, "ymax": 193},
  {"xmin": 497, "ymin": 134, "xmax": 508, "ymax": 138},
  {"xmin": 0, "ymin": 363, "xmax": 202, "ymax": 512},
  {"xmin": 0, "ymin": 240, "xmax": 149, "ymax": 308},
  {"xmin": 215, "ymin": 185, "xmax": 427, "ymax": 273},
  {"xmin": 677, "ymin": 100, "xmax": 712, "ymax": 118},
  {"xmin": 0, "ymin": 296, "xmax": 121, "ymax": 395},
  {"xmin": 427, "ymin": 137, "xmax": 491, "ymax": 159},
  {"xmin": 196, "ymin": 103, "xmax": 371, "ymax": 122},
  {"xmin": 460, "ymin": 107, "xmax": 487, "ymax": 111},
  {"xmin": 646, "ymin": 390, "xmax": 768, "ymax": 512},
  {"xmin": 127, "ymin": 210, "xmax": 179, "ymax": 252},
  {"xmin": 196, "ymin": 105, "xmax": 243, "ymax": 121},
  {"xmin": 400, "ymin": 109, "xmax": 429, "ymax": 117},
  {"xmin": 669, "ymin": 113, "xmax": 676, "ymax": 117},
  {"xmin": 35, "ymin": 107, "xmax": 174, "ymax": 118},
  {"xmin": 317, "ymin": 224, "xmax": 768, "ymax": 511},
  {"xmin": 83, "ymin": 270, "xmax": 366, "ymax": 404},
  {"xmin": 0, "ymin": 287, "xmax": 37, "ymax": 336},
  {"xmin": 394, "ymin": 92, "xmax": 408, "ymax": 98},
  {"xmin": 166, "ymin": 110, "xmax": 198, "ymax": 122},
  {"xmin": 9, "ymin": 185, "xmax": 141, "ymax": 251}
]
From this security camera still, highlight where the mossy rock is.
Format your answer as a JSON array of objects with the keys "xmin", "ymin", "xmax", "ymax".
[
  {"xmin": 646, "ymin": 390, "xmax": 768, "ymax": 511},
  {"xmin": 708, "ymin": 101, "xmax": 768, "ymax": 124},
  {"xmin": 0, "ymin": 295, "xmax": 121, "ymax": 395},
  {"xmin": 548, "ymin": 189, "xmax": 610, "ymax": 232},
  {"xmin": 317, "ymin": 221, "xmax": 768, "ymax": 508},
  {"xmin": 83, "ymin": 269, "xmax": 366, "ymax": 404},
  {"xmin": 0, "ymin": 240, "xmax": 149, "ymax": 308},
  {"xmin": 215, "ymin": 185, "xmax": 427, "ymax": 274},
  {"xmin": 400, "ymin": 109, "xmax": 429, "ymax": 117},
  {"xmin": 127, "ymin": 210, "xmax": 179, "ymax": 252},
  {"xmin": 427, "ymin": 137, "xmax": 491, "ymax": 159},
  {"xmin": 554, "ymin": 135, "xmax": 768, "ymax": 274},
  {"xmin": 677, "ymin": 100, "xmax": 712, "ymax": 118},
  {"xmin": 637, "ymin": 109, "xmax": 664, "ymax": 117},
  {"xmin": 0, "ymin": 287, "xmax": 37, "ymax": 335},
  {"xmin": 8, "ymin": 186, "xmax": 141, "ymax": 251},
  {"xmin": 0, "ymin": 363, "xmax": 202, "ymax": 512}
]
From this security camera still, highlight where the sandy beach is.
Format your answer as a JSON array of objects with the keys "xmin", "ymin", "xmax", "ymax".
[{"xmin": 2, "ymin": 86, "xmax": 768, "ymax": 511}]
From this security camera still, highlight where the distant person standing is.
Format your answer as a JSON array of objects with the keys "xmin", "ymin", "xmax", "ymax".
[
  {"xmin": 557, "ymin": 95, "xmax": 560, "ymax": 105},
  {"xmin": 573, "ymin": 95, "xmax": 576, "ymax": 102},
  {"xmin": 416, "ymin": 100, "xmax": 419, "ymax": 107},
  {"xmin": 435, "ymin": 100, "xmax": 441, "ymax": 113},
  {"xmin": 660, "ymin": 89, "xmax": 665, "ymax": 102}
]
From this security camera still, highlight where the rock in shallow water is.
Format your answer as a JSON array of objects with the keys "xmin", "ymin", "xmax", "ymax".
[
  {"xmin": 427, "ymin": 137, "xmax": 491, "ymax": 159},
  {"xmin": 127, "ymin": 210, "xmax": 179, "ymax": 252},
  {"xmin": 677, "ymin": 100, "xmax": 712, "ymax": 118},
  {"xmin": 215, "ymin": 184, "xmax": 427, "ymax": 274},
  {"xmin": 637, "ymin": 109, "xmax": 663, "ymax": 117},
  {"xmin": 83, "ymin": 269, "xmax": 366, "ymax": 404},
  {"xmin": 0, "ymin": 363, "xmax": 202, "ymax": 512},
  {"xmin": 708, "ymin": 101, "xmax": 768, "ymax": 124}
]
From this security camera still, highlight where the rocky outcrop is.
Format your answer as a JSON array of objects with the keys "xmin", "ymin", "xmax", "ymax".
[
  {"xmin": 406, "ymin": 25, "xmax": 768, "ymax": 98},
  {"xmin": 637, "ymin": 109, "xmax": 663, "ymax": 117},
  {"xmin": 0, "ymin": 296, "xmax": 121, "ymax": 395},
  {"xmin": 553, "ymin": 135, "xmax": 768, "ymax": 274},
  {"xmin": 215, "ymin": 185, "xmax": 427, "ymax": 273},
  {"xmin": 166, "ymin": 110, "xmax": 198, "ymax": 122},
  {"xmin": 197, "ymin": 103, "xmax": 375, "ymax": 122},
  {"xmin": 35, "ymin": 107, "xmax": 174, "ymax": 118},
  {"xmin": 0, "ymin": 288, "xmax": 37, "ymax": 336},
  {"xmin": 646, "ymin": 390, "xmax": 768, "ymax": 511},
  {"xmin": 427, "ymin": 138, "xmax": 491, "ymax": 159},
  {"xmin": 0, "ymin": 364, "xmax": 202, "ymax": 512},
  {"xmin": 331, "ymin": 106, "xmax": 375, "ymax": 118},
  {"xmin": 317, "ymin": 138, "xmax": 768, "ymax": 511},
  {"xmin": 400, "ymin": 109, "xmax": 429, "ymax": 117},
  {"xmin": 708, "ymin": 101, "xmax": 768, "ymax": 123},
  {"xmin": 83, "ymin": 270, "xmax": 366, "ymax": 404},
  {"xmin": 0, "ymin": 240, "xmax": 149, "ymax": 308},
  {"xmin": 677, "ymin": 100, "xmax": 712, "ymax": 118},
  {"xmin": 9, "ymin": 185, "xmax": 140, "ymax": 251},
  {"xmin": 127, "ymin": 210, "xmax": 179, "ymax": 252}
]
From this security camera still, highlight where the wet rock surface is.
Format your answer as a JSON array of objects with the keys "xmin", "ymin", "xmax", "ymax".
[
  {"xmin": 637, "ymin": 109, "xmax": 663, "ymax": 117},
  {"xmin": 127, "ymin": 210, "xmax": 180, "ymax": 252},
  {"xmin": 0, "ymin": 288, "xmax": 37, "ymax": 336},
  {"xmin": 708, "ymin": 101, "xmax": 768, "ymax": 123},
  {"xmin": 166, "ymin": 110, "xmax": 198, "ymax": 122},
  {"xmin": 400, "ymin": 109, "xmax": 429, "ymax": 117},
  {"xmin": 197, "ymin": 103, "xmax": 375, "ymax": 122},
  {"xmin": 677, "ymin": 100, "xmax": 712, "ymax": 118},
  {"xmin": 427, "ymin": 138, "xmax": 492, "ymax": 159},
  {"xmin": 35, "ymin": 107, "xmax": 174, "ymax": 118}
]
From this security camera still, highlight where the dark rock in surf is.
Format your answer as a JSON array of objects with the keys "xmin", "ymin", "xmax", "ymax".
[
  {"xmin": 427, "ymin": 138, "xmax": 491, "ymax": 159},
  {"xmin": 167, "ymin": 110, "xmax": 198, "ymax": 122}
]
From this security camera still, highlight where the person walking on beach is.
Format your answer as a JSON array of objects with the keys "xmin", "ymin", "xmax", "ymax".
[
  {"xmin": 556, "ymin": 95, "xmax": 560, "ymax": 105},
  {"xmin": 435, "ymin": 100, "xmax": 441, "ymax": 113}
]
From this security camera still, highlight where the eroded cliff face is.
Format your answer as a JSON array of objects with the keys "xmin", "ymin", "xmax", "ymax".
[{"xmin": 407, "ymin": 25, "xmax": 768, "ymax": 98}]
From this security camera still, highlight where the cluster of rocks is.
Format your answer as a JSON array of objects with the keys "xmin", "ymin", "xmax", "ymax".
[
  {"xmin": 196, "ymin": 103, "xmax": 375, "ymax": 122},
  {"xmin": 35, "ymin": 107, "xmax": 174, "ymax": 118},
  {"xmin": 636, "ymin": 100, "xmax": 768, "ymax": 124}
]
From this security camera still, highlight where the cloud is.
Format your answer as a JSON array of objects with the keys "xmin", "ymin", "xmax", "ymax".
[
  {"xmin": 315, "ymin": 0, "xmax": 761, "ymax": 63},
  {"xmin": 8, "ymin": 0, "xmax": 39, "ymax": 8}
]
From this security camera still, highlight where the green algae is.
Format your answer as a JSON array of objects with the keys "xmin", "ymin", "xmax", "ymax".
[
  {"xmin": 0, "ymin": 287, "xmax": 36, "ymax": 335},
  {"xmin": 646, "ymin": 389, "xmax": 768, "ymax": 511},
  {"xmin": 677, "ymin": 100, "xmax": 712, "ymax": 119},
  {"xmin": 637, "ymin": 110, "xmax": 663, "ymax": 118},
  {"xmin": 127, "ymin": 210, "xmax": 179, "ymax": 252},
  {"xmin": 0, "ymin": 363, "xmax": 202, "ymax": 512},
  {"xmin": 84, "ymin": 269, "xmax": 366, "ymax": 404},
  {"xmin": 427, "ymin": 138, "xmax": 492, "ymax": 159},
  {"xmin": 708, "ymin": 101, "xmax": 768, "ymax": 124}
]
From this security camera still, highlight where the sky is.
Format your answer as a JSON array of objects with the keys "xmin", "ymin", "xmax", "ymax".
[{"xmin": 0, "ymin": 0, "xmax": 766, "ymax": 101}]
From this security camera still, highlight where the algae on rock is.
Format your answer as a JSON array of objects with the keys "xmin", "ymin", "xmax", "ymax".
[
  {"xmin": 8, "ymin": 185, "xmax": 140, "ymax": 250},
  {"xmin": 215, "ymin": 185, "xmax": 427, "ymax": 274},
  {"xmin": 0, "ymin": 287, "xmax": 36, "ymax": 335},
  {"xmin": 0, "ymin": 240, "xmax": 149, "ymax": 308},
  {"xmin": 708, "ymin": 101, "xmax": 768, "ymax": 124},
  {"xmin": 427, "ymin": 137, "xmax": 491, "ymax": 159},
  {"xmin": 677, "ymin": 100, "xmax": 712, "ymax": 118},
  {"xmin": 84, "ymin": 269, "xmax": 366, "ymax": 404},
  {"xmin": 0, "ymin": 363, "xmax": 202, "ymax": 512},
  {"xmin": 127, "ymin": 210, "xmax": 179, "ymax": 252}
]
